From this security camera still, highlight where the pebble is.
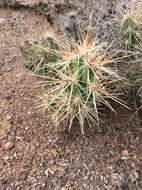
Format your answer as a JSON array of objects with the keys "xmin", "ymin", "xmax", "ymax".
[
  {"xmin": 3, "ymin": 141, "xmax": 14, "ymax": 150},
  {"xmin": 51, "ymin": 164, "xmax": 58, "ymax": 172},
  {"xmin": 4, "ymin": 155, "xmax": 10, "ymax": 160},
  {"xmin": 44, "ymin": 170, "xmax": 49, "ymax": 177},
  {"xmin": 0, "ymin": 18, "xmax": 7, "ymax": 25},
  {"xmin": 50, "ymin": 148, "xmax": 58, "ymax": 157},
  {"xmin": 61, "ymin": 187, "xmax": 68, "ymax": 190},
  {"xmin": 47, "ymin": 168, "xmax": 55, "ymax": 175},
  {"xmin": 121, "ymin": 149, "xmax": 129, "ymax": 158},
  {"xmin": 57, "ymin": 165, "xmax": 65, "ymax": 174},
  {"xmin": 6, "ymin": 115, "xmax": 12, "ymax": 121}
]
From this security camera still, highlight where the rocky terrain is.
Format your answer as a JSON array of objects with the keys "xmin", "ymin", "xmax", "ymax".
[{"xmin": 0, "ymin": 1, "xmax": 142, "ymax": 190}]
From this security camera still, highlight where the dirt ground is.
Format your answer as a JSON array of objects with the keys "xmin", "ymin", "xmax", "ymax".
[{"xmin": 0, "ymin": 1, "xmax": 142, "ymax": 190}]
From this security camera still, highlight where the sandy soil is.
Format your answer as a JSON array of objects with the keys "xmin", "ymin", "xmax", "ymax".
[{"xmin": 0, "ymin": 3, "xmax": 142, "ymax": 190}]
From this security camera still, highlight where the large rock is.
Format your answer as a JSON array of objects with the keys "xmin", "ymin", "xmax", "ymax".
[{"xmin": 0, "ymin": 0, "xmax": 41, "ymax": 8}]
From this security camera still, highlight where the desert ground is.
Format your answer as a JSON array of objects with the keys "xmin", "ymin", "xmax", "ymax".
[{"xmin": 0, "ymin": 1, "xmax": 142, "ymax": 190}]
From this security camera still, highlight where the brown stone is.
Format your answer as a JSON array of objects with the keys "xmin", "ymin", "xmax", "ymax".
[
  {"xmin": 51, "ymin": 164, "xmax": 58, "ymax": 172},
  {"xmin": 122, "ymin": 149, "xmax": 129, "ymax": 157},
  {"xmin": 3, "ymin": 141, "xmax": 14, "ymax": 150},
  {"xmin": 50, "ymin": 148, "xmax": 58, "ymax": 157}
]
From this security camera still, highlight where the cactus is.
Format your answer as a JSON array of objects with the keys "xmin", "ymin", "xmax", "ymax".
[
  {"xmin": 37, "ymin": 33, "xmax": 125, "ymax": 133},
  {"xmin": 120, "ymin": 0, "xmax": 142, "ymax": 51},
  {"xmin": 121, "ymin": 15, "xmax": 141, "ymax": 50},
  {"xmin": 128, "ymin": 62, "xmax": 142, "ymax": 103},
  {"xmin": 20, "ymin": 36, "xmax": 59, "ymax": 75}
]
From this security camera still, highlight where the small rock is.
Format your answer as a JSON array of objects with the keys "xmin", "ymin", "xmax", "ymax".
[
  {"xmin": 4, "ymin": 155, "xmax": 10, "ymax": 161},
  {"xmin": 46, "ymin": 164, "xmax": 58, "ymax": 175},
  {"xmin": 0, "ymin": 122, "xmax": 7, "ymax": 137},
  {"xmin": 3, "ymin": 141, "xmax": 14, "ymax": 150},
  {"xmin": 47, "ymin": 168, "xmax": 55, "ymax": 175},
  {"xmin": 50, "ymin": 148, "xmax": 58, "ymax": 157},
  {"xmin": 0, "ymin": 18, "xmax": 6, "ymax": 25},
  {"xmin": 57, "ymin": 165, "xmax": 65, "ymax": 174},
  {"xmin": 122, "ymin": 149, "xmax": 129, "ymax": 157},
  {"xmin": 51, "ymin": 164, "xmax": 58, "ymax": 172},
  {"xmin": 45, "ymin": 170, "xmax": 49, "ymax": 177},
  {"xmin": 61, "ymin": 187, "xmax": 68, "ymax": 190},
  {"xmin": 6, "ymin": 115, "xmax": 12, "ymax": 121}
]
